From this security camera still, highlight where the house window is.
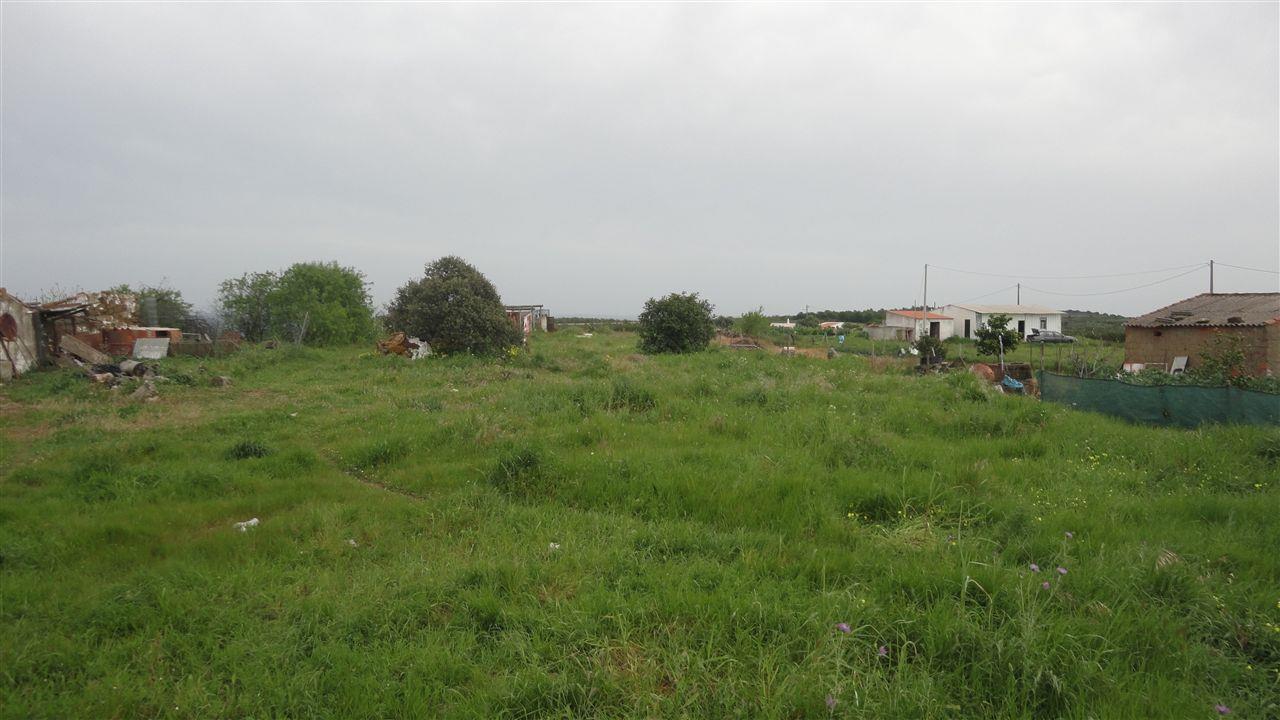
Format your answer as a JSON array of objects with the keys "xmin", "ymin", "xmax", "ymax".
[{"xmin": 1039, "ymin": 317, "xmax": 1047, "ymax": 330}]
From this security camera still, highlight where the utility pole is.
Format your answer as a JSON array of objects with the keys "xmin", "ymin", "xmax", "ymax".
[
  {"xmin": 922, "ymin": 263, "xmax": 929, "ymax": 340},
  {"xmin": 1209, "ymin": 260, "xmax": 1214, "ymax": 294},
  {"xmin": 1016, "ymin": 283, "xmax": 1021, "ymax": 304}
]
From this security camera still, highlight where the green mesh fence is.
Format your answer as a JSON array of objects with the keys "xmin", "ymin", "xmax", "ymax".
[{"xmin": 1038, "ymin": 372, "xmax": 1280, "ymax": 428}]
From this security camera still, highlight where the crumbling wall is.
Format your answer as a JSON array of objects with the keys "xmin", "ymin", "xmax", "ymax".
[{"xmin": 0, "ymin": 292, "xmax": 41, "ymax": 381}]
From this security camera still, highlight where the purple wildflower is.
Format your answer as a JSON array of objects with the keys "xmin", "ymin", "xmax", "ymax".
[
  {"xmin": 1041, "ymin": 581, "xmax": 1051, "ymax": 590},
  {"xmin": 1029, "ymin": 563, "xmax": 1040, "ymax": 572},
  {"xmin": 1065, "ymin": 531, "xmax": 1074, "ymax": 539},
  {"xmin": 1057, "ymin": 566, "xmax": 1068, "ymax": 575},
  {"xmin": 877, "ymin": 645, "xmax": 889, "ymax": 658},
  {"xmin": 1215, "ymin": 704, "xmax": 1231, "ymax": 715},
  {"xmin": 836, "ymin": 622, "xmax": 851, "ymax": 634},
  {"xmin": 826, "ymin": 694, "xmax": 837, "ymax": 711}
]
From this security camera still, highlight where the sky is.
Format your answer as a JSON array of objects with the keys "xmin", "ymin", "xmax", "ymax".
[{"xmin": 2, "ymin": 2, "xmax": 1277, "ymax": 318}]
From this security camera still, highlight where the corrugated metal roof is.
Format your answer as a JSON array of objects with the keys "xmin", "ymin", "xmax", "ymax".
[
  {"xmin": 888, "ymin": 310, "xmax": 952, "ymax": 320},
  {"xmin": 1126, "ymin": 292, "xmax": 1280, "ymax": 328},
  {"xmin": 946, "ymin": 304, "xmax": 1063, "ymax": 315}
]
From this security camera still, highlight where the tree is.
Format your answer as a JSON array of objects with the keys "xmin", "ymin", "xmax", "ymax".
[
  {"xmin": 386, "ymin": 256, "xmax": 521, "ymax": 355},
  {"xmin": 217, "ymin": 271, "xmax": 279, "ymax": 341},
  {"xmin": 975, "ymin": 314, "xmax": 1021, "ymax": 357},
  {"xmin": 637, "ymin": 292, "xmax": 714, "ymax": 354},
  {"xmin": 269, "ymin": 262, "xmax": 377, "ymax": 345},
  {"xmin": 736, "ymin": 308, "xmax": 771, "ymax": 338},
  {"xmin": 109, "ymin": 283, "xmax": 194, "ymax": 329}
]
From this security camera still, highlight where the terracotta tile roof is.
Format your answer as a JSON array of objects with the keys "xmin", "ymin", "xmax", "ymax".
[{"xmin": 1126, "ymin": 293, "xmax": 1279, "ymax": 328}]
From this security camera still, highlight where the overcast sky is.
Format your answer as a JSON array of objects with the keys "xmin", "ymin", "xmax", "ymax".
[{"xmin": 2, "ymin": 2, "xmax": 1277, "ymax": 318}]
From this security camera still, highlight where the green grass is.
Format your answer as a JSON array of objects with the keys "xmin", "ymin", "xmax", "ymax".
[{"xmin": 1, "ymin": 332, "xmax": 1277, "ymax": 718}]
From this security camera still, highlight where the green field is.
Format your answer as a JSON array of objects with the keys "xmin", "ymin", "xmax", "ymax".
[{"xmin": 2, "ymin": 331, "xmax": 1277, "ymax": 718}]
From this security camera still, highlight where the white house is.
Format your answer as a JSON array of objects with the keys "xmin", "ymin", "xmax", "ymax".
[
  {"xmin": 884, "ymin": 309, "xmax": 955, "ymax": 341},
  {"xmin": 770, "ymin": 318, "xmax": 796, "ymax": 329},
  {"xmin": 941, "ymin": 304, "xmax": 1064, "ymax": 340}
]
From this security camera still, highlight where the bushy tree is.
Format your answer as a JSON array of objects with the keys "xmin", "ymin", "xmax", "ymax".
[
  {"xmin": 914, "ymin": 335, "xmax": 946, "ymax": 362},
  {"xmin": 271, "ymin": 262, "xmax": 377, "ymax": 345},
  {"xmin": 386, "ymin": 256, "xmax": 521, "ymax": 355},
  {"xmin": 637, "ymin": 292, "xmax": 714, "ymax": 354},
  {"xmin": 736, "ymin": 308, "xmax": 771, "ymax": 338},
  {"xmin": 217, "ymin": 271, "xmax": 278, "ymax": 341},
  {"xmin": 215, "ymin": 263, "xmax": 375, "ymax": 345},
  {"xmin": 109, "ymin": 283, "xmax": 194, "ymax": 329},
  {"xmin": 975, "ymin": 313, "xmax": 1021, "ymax": 356}
]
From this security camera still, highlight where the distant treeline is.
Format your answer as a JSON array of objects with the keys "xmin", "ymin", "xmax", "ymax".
[
  {"xmin": 1062, "ymin": 309, "xmax": 1129, "ymax": 342},
  {"xmin": 774, "ymin": 309, "xmax": 887, "ymax": 324}
]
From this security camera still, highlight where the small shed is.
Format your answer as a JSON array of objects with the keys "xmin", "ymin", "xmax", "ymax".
[
  {"xmin": 884, "ymin": 310, "xmax": 953, "ymax": 341},
  {"xmin": 505, "ymin": 305, "xmax": 552, "ymax": 336},
  {"xmin": 1124, "ymin": 293, "xmax": 1279, "ymax": 375}
]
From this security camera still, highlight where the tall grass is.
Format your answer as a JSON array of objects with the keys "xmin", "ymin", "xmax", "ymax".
[{"xmin": 1, "ymin": 332, "xmax": 1276, "ymax": 718}]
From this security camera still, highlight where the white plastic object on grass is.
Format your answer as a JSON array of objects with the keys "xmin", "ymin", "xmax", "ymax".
[
  {"xmin": 548, "ymin": 542, "xmax": 561, "ymax": 551},
  {"xmin": 233, "ymin": 518, "xmax": 260, "ymax": 532}
]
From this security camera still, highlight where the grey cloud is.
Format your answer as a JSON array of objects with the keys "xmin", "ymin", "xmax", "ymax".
[{"xmin": 2, "ymin": 2, "xmax": 1276, "ymax": 317}]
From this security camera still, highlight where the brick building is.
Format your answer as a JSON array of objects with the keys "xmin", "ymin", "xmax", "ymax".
[{"xmin": 1124, "ymin": 293, "xmax": 1279, "ymax": 375}]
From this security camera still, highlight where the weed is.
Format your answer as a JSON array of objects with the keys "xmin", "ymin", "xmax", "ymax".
[{"xmin": 226, "ymin": 440, "xmax": 272, "ymax": 460}]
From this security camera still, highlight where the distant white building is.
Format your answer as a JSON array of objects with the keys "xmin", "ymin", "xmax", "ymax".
[
  {"xmin": 884, "ymin": 309, "xmax": 954, "ymax": 341},
  {"xmin": 818, "ymin": 321, "xmax": 845, "ymax": 331},
  {"xmin": 770, "ymin": 318, "xmax": 796, "ymax": 329},
  {"xmin": 942, "ymin": 304, "xmax": 1063, "ymax": 340}
]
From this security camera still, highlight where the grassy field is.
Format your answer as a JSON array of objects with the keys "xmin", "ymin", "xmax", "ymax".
[{"xmin": 2, "ymin": 330, "xmax": 1277, "ymax": 718}]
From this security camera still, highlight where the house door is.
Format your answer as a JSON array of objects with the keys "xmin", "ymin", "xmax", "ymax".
[
  {"xmin": 1017, "ymin": 320, "xmax": 1026, "ymax": 337},
  {"xmin": 964, "ymin": 319, "xmax": 971, "ymax": 339},
  {"xmin": 930, "ymin": 321, "xmax": 940, "ymax": 338}
]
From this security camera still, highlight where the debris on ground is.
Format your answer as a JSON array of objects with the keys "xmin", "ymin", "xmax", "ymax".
[
  {"xmin": 969, "ymin": 363, "xmax": 996, "ymax": 382},
  {"xmin": 211, "ymin": 375, "xmax": 233, "ymax": 387},
  {"xmin": 130, "ymin": 380, "xmax": 159, "ymax": 401},
  {"xmin": 377, "ymin": 332, "xmax": 431, "ymax": 359},
  {"xmin": 233, "ymin": 518, "xmax": 260, "ymax": 532},
  {"xmin": 548, "ymin": 542, "xmax": 561, "ymax": 551}
]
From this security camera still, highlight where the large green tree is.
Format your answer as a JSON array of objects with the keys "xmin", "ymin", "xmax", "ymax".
[
  {"xmin": 215, "ymin": 263, "xmax": 375, "ymax": 345},
  {"xmin": 270, "ymin": 262, "xmax": 377, "ymax": 345},
  {"xmin": 386, "ymin": 256, "xmax": 521, "ymax": 355},
  {"xmin": 637, "ymin": 292, "xmax": 715, "ymax": 354}
]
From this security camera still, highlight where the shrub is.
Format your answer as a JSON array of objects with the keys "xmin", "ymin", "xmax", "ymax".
[
  {"xmin": 975, "ymin": 313, "xmax": 1021, "ymax": 356},
  {"xmin": 386, "ymin": 256, "xmax": 522, "ymax": 355},
  {"xmin": 736, "ymin": 308, "xmax": 771, "ymax": 339},
  {"xmin": 914, "ymin": 335, "xmax": 946, "ymax": 362},
  {"xmin": 637, "ymin": 292, "xmax": 715, "ymax": 354}
]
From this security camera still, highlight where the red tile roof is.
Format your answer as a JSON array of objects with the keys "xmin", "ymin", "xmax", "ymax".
[{"xmin": 888, "ymin": 310, "xmax": 952, "ymax": 320}]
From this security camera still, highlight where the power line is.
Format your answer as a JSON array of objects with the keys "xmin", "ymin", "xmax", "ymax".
[
  {"xmin": 953, "ymin": 283, "xmax": 1018, "ymax": 305},
  {"xmin": 1214, "ymin": 261, "xmax": 1279, "ymax": 276},
  {"xmin": 1021, "ymin": 265, "xmax": 1206, "ymax": 298},
  {"xmin": 929, "ymin": 262, "xmax": 1205, "ymax": 281}
]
